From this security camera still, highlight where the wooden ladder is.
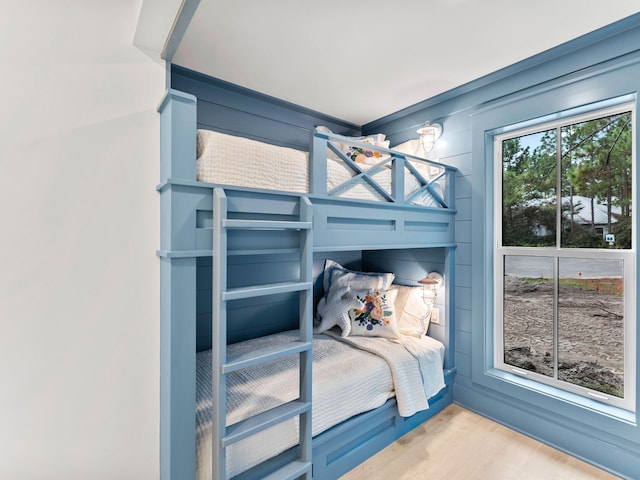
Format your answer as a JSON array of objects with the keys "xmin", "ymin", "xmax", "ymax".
[{"xmin": 211, "ymin": 188, "xmax": 313, "ymax": 479}]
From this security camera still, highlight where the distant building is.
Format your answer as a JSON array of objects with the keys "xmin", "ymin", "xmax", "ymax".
[
  {"xmin": 528, "ymin": 195, "xmax": 621, "ymax": 239},
  {"xmin": 562, "ymin": 195, "xmax": 621, "ymax": 238}
]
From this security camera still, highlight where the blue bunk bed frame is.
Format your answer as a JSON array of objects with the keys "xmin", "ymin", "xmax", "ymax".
[{"xmin": 158, "ymin": 88, "xmax": 458, "ymax": 479}]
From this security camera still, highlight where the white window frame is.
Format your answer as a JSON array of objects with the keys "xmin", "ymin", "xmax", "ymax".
[{"xmin": 493, "ymin": 101, "xmax": 636, "ymax": 412}]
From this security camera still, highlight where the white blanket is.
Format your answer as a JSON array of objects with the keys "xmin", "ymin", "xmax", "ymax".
[
  {"xmin": 323, "ymin": 330, "xmax": 446, "ymax": 416},
  {"xmin": 196, "ymin": 129, "xmax": 309, "ymax": 193},
  {"xmin": 195, "ymin": 330, "xmax": 444, "ymax": 479}
]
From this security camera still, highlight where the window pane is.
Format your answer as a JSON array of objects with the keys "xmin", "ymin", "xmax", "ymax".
[
  {"xmin": 502, "ymin": 130, "xmax": 557, "ymax": 247},
  {"xmin": 503, "ymin": 255, "xmax": 554, "ymax": 377},
  {"xmin": 560, "ymin": 112, "xmax": 633, "ymax": 249},
  {"xmin": 558, "ymin": 258, "xmax": 624, "ymax": 397}
]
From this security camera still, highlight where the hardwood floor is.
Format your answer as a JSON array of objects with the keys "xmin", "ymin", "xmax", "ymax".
[{"xmin": 340, "ymin": 404, "xmax": 620, "ymax": 480}]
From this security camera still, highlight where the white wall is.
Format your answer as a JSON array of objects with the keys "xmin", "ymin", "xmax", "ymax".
[{"xmin": 0, "ymin": 1, "xmax": 164, "ymax": 478}]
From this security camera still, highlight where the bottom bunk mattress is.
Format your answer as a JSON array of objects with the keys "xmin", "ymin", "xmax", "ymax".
[{"xmin": 196, "ymin": 330, "xmax": 445, "ymax": 479}]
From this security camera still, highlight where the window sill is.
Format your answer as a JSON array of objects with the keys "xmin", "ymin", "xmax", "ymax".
[{"xmin": 486, "ymin": 368, "xmax": 636, "ymax": 425}]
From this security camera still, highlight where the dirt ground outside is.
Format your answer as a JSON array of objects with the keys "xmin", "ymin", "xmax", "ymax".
[{"xmin": 503, "ymin": 275, "xmax": 624, "ymax": 397}]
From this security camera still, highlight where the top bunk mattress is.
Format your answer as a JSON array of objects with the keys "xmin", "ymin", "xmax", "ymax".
[{"xmin": 196, "ymin": 129, "xmax": 446, "ymax": 207}]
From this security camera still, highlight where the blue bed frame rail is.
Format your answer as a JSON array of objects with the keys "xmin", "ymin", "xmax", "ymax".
[
  {"xmin": 310, "ymin": 130, "xmax": 453, "ymax": 205},
  {"xmin": 158, "ymin": 88, "xmax": 458, "ymax": 479}
]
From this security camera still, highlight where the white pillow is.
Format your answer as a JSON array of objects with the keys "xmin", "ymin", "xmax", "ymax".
[
  {"xmin": 390, "ymin": 285, "xmax": 431, "ymax": 337},
  {"xmin": 322, "ymin": 259, "xmax": 395, "ymax": 295},
  {"xmin": 316, "ymin": 260, "xmax": 396, "ymax": 336},
  {"xmin": 315, "ymin": 125, "xmax": 333, "ymax": 135},
  {"xmin": 391, "ymin": 139, "xmax": 421, "ymax": 156}
]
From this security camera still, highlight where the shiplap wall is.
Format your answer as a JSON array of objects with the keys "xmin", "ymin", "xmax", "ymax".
[
  {"xmin": 172, "ymin": 65, "xmax": 360, "ymax": 150},
  {"xmin": 172, "ymin": 65, "xmax": 449, "ymax": 351},
  {"xmin": 172, "ymin": 66, "xmax": 362, "ymax": 350},
  {"xmin": 364, "ymin": 15, "xmax": 640, "ymax": 479}
]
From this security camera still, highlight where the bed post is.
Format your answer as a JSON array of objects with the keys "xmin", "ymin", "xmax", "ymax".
[
  {"xmin": 444, "ymin": 169, "xmax": 456, "ymax": 371},
  {"xmin": 309, "ymin": 129, "xmax": 327, "ymax": 195},
  {"xmin": 158, "ymin": 89, "xmax": 198, "ymax": 480},
  {"xmin": 444, "ymin": 245, "xmax": 457, "ymax": 371},
  {"xmin": 391, "ymin": 154, "xmax": 406, "ymax": 203}
]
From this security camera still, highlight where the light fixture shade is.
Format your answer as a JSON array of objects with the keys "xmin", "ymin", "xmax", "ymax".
[
  {"xmin": 416, "ymin": 122, "xmax": 443, "ymax": 153},
  {"xmin": 418, "ymin": 272, "xmax": 443, "ymax": 289}
]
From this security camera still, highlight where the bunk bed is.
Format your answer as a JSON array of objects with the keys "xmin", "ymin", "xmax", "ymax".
[{"xmin": 158, "ymin": 88, "xmax": 457, "ymax": 480}]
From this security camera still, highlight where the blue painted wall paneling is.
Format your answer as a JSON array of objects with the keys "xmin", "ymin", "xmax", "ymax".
[
  {"xmin": 169, "ymin": 65, "xmax": 361, "ymax": 352},
  {"xmin": 171, "ymin": 65, "xmax": 361, "ymax": 151},
  {"xmin": 362, "ymin": 248, "xmax": 445, "ymax": 287},
  {"xmin": 455, "ymin": 307, "xmax": 472, "ymax": 334},
  {"xmin": 362, "ymin": 247, "xmax": 456, "ymax": 369},
  {"xmin": 171, "ymin": 64, "xmax": 456, "ymax": 356},
  {"xmin": 195, "ymin": 246, "xmax": 451, "ymax": 351},
  {"xmin": 466, "ymin": 61, "xmax": 640, "ymax": 476},
  {"xmin": 366, "ymin": 15, "xmax": 640, "ymax": 479},
  {"xmin": 196, "ymin": 251, "xmax": 363, "ymax": 351}
]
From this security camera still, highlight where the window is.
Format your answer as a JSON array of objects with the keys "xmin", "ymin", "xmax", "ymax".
[{"xmin": 494, "ymin": 102, "xmax": 636, "ymax": 411}]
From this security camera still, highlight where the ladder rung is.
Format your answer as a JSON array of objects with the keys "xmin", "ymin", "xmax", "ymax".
[
  {"xmin": 261, "ymin": 460, "xmax": 313, "ymax": 480},
  {"xmin": 223, "ymin": 219, "xmax": 312, "ymax": 230},
  {"xmin": 222, "ymin": 400, "xmax": 311, "ymax": 447},
  {"xmin": 223, "ymin": 340, "xmax": 311, "ymax": 374},
  {"xmin": 223, "ymin": 281, "xmax": 312, "ymax": 301}
]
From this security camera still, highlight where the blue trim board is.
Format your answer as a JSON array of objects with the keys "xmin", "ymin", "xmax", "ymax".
[{"xmin": 160, "ymin": 257, "xmax": 196, "ymax": 479}]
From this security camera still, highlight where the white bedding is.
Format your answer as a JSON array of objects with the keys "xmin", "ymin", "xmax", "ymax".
[
  {"xmin": 323, "ymin": 330, "xmax": 446, "ymax": 416},
  {"xmin": 196, "ymin": 129, "xmax": 443, "ymax": 206},
  {"xmin": 196, "ymin": 129, "xmax": 309, "ymax": 193},
  {"xmin": 196, "ymin": 330, "xmax": 445, "ymax": 479}
]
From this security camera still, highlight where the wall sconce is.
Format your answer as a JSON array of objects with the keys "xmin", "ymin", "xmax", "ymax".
[
  {"xmin": 418, "ymin": 272, "xmax": 443, "ymax": 305},
  {"xmin": 416, "ymin": 121, "xmax": 443, "ymax": 153}
]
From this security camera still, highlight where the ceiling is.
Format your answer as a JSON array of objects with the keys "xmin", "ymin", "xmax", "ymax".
[{"xmin": 138, "ymin": 1, "xmax": 639, "ymax": 125}]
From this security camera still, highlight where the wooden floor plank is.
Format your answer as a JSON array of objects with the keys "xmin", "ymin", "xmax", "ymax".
[{"xmin": 340, "ymin": 404, "xmax": 620, "ymax": 480}]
